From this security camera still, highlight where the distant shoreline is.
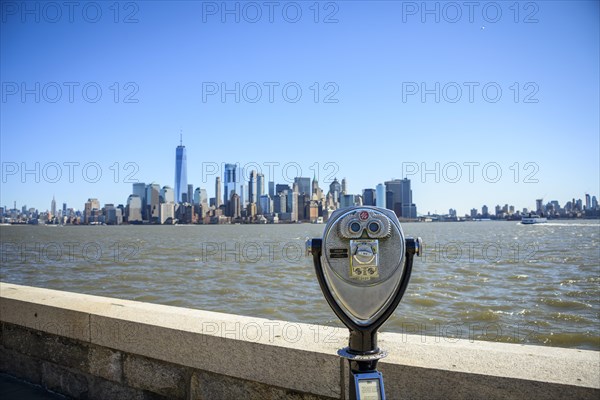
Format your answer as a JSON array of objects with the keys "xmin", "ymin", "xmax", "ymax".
[{"xmin": 2, "ymin": 217, "xmax": 599, "ymax": 227}]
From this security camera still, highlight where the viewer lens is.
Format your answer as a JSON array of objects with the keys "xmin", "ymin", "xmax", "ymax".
[
  {"xmin": 350, "ymin": 222, "xmax": 361, "ymax": 233},
  {"xmin": 368, "ymin": 222, "xmax": 380, "ymax": 233}
]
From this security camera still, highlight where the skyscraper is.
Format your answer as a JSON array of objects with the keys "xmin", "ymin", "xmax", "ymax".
[
  {"xmin": 240, "ymin": 183, "xmax": 248, "ymax": 206},
  {"xmin": 146, "ymin": 184, "xmax": 160, "ymax": 222},
  {"xmin": 187, "ymin": 184, "xmax": 194, "ymax": 204},
  {"xmin": 259, "ymin": 194, "xmax": 272, "ymax": 215},
  {"xmin": 384, "ymin": 178, "xmax": 417, "ymax": 219},
  {"xmin": 376, "ymin": 184, "xmax": 385, "ymax": 208},
  {"xmin": 215, "ymin": 177, "xmax": 222, "ymax": 208},
  {"xmin": 362, "ymin": 189, "xmax": 376, "ymax": 206},
  {"xmin": 268, "ymin": 181, "xmax": 275, "ymax": 197},
  {"xmin": 194, "ymin": 187, "xmax": 201, "ymax": 205},
  {"xmin": 287, "ymin": 185, "xmax": 299, "ymax": 222},
  {"xmin": 294, "ymin": 177, "xmax": 311, "ymax": 196},
  {"xmin": 276, "ymin": 184, "xmax": 291, "ymax": 195},
  {"xmin": 160, "ymin": 186, "xmax": 175, "ymax": 204},
  {"xmin": 223, "ymin": 163, "xmax": 239, "ymax": 207},
  {"xmin": 329, "ymin": 178, "xmax": 341, "ymax": 203},
  {"xmin": 159, "ymin": 202, "xmax": 175, "ymax": 224},
  {"xmin": 84, "ymin": 198, "xmax": 100, "ymax": 224},
  {"xmin": 386, "ymin": 190, "xmax": 394, "ymax": 213},
  {"xmin": 536, "ymin": 199, "xmax": 544, "ymax": 213},
  {"xmin": 133, "ymin": 182, "xmax": 146, "ymax": 219},
  {"xmin": 127, "ymin": 195, "xmax": 142, "ymax": 222},
  {"xmin": 274, "ymin": 193, "xmax": 286, "ymax": 214},
  {"xmin": 340, "ymin": 194, "xmax": 355, "ymax": 208},
  {"xmin": 174, "ymin": 135, "xmax": 188, "ymax": 203},
  {"xmin": 249, "ymin": 170, "xmax": 258, "ymax": 203},
  {"xmin": 229, "ymin": 193, "xmax": 241, "ymax": 219},
  {"xmin": 482, "ymin": 205, "xmax": 489, "ymax": 217},
  {"xmin": 50, "ymin": 196, "xmax": 56, "ymax": 217},
  {"xmin": 104, "ymin": 204, "xmax": 119, "ymax": 225},
  {"xmin": 257, "ymin": 173, "xmax": 265, "ymax": 197},
  {"xmin": 585, "ymin": 194, "xmax": 591, "ymax": 210}
]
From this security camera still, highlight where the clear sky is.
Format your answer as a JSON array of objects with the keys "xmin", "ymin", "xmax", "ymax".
[{"xmin": 1, "ymin": 0, "xmax": 599, "ymax": 215}]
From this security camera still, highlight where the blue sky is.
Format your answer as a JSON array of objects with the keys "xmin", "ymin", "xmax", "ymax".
[{"xmin": 1, "ymin": 0, "xmax": 599, "ymax": 215}]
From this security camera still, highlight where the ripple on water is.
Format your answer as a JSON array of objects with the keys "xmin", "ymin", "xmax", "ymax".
[
  {"xmin": 543, "ymin": 332, "xmax": 600, "ymax": 349},
  {"xmin": 210, "ymin": 287, "xmax": 238, "ymax": 296},
  {"xmin": 410, "ymin": 298, "xmax": 441, "ymax": 307},
  {"xmin": 432, "ymin": 281, "xmax": 460, "ymax": 289},
  {"xmin": 457, "ymin": 285, "xmax": 480, "ymax": 292},
  {"xmin": 420, "ymin": 291, "xmax": 459, "ymax": 300},
  {"xmin": 539, "ymin": 298, "xmax": 592, "ymax": 310},
  {"xmin": 549, "ymin": 312, "xmax": 594, "ymax": 324},
  {"xmin": 455, "ymin": 267, "xmax": 480, "ymax": 276},
  {"xmin": 459, "ymin": 310, "xmax": 501, "ymax": 322},
  {"xmin": 134, "ymin": 294, "xmax": 160, "ymax": 303},
  {"xmin": 507, "ymin": 275, "xmax": 529, "ymax": 280},
  {"xmin": 564, "ymin": 290, "xmax": 599, "ymax": 299}
]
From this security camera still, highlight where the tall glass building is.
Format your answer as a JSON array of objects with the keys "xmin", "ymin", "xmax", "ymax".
[
  {"xmin": 257, "ymin": 173, "xmax": 265, "ymax": 197},
  {"xmin": 376, "ymin": 184, "xmax": 385, "ymax": 208},
  {"xmin": 248, "ymin": 170, "xmax": 258, "ymax": 204},
  {"xmin": 294, "ymin": 177, "xmax": 311, "ymax": 196},
  {"xmin": 384, "ymin": 178, "xmax": 417, "ymax": 218},
  {"xmin": 146, "ymin": 184, "xmax": 160, "ymax": 222},
  {"xmin": 187, "ymin": 184, "xmax": 194, "ymax": 204},
  {"xmin": 133, "ymin": 182, "xmax": 147, "ymax": 219},
  {"xmin": 268, "ymin": 181, "xmax": 275, "ymax": 197},
  {"xmin": 362, "ymin": 189, "xmax": 376, "ymax": 206},
  {"xmin": 215, "ymin": 177, "xmax": 222, "ymax": 208},
  {"xmin": 174, "ymin": 137, "xmax": 187, "ymax": 203},
  {"xmin": 223, "ymin": 163, "xmax": 239, "ymax": 205},
  {"xmin": 193, "ymin": 187, "xmax": 201, "ymax": 205}
]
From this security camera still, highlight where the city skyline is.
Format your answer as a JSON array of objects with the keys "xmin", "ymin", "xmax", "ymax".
[
  {"xmin": 1, "ymin": 2, "xmax": 598, "ymax": 216},
  {"xmin": 1, "ymin": 136, "xmax": 598, "ymax": 218},
  {"xmin": 3, "ymin": 179, "xmax": 598, "ymax": 225},
  {"xmin": 2, "ymin": 136, "xmax": 598, "ymax": 224},
  {"xmin": 2, "ymin": 135, "xmax": 599, "ymax": 219},
  {"xmin": 19, "ymin": 189, "xmax": 600, "ymax": 219}
]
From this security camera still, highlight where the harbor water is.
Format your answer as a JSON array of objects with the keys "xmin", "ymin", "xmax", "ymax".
[{"xmin": 1, "ymin": 221, "xmax": 598, "ymax": 350}]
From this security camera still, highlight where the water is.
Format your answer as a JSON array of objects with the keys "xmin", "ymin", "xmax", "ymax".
[{"xmin": 1, "ymin": 221, "xmax": 598, "ymax": 350}]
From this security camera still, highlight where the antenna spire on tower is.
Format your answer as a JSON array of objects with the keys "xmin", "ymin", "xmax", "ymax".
[{"xmin": 180, "ymin": 129, "xmax": 182, "ymax": 146}]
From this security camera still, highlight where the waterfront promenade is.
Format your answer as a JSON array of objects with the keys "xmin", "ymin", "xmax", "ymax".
[{"xmin": 1, "ymin": 282, "xmax": 598, "ymax": 399}]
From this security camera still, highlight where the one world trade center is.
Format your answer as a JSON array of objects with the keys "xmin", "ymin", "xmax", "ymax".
[{"xmin": 174, "ymin": 134, "xmax": 187, "ymax": 203}]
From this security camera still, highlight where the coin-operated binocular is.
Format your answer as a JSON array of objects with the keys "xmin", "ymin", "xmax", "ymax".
[{"xmin": 306, "ymin": 206, "xmax": 421, "ymax": 400}]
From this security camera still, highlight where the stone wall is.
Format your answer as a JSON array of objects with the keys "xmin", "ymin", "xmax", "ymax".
[
  {"xmin": 1, "ymin": 282, "xmax": 598, "ymax": 399},
  {"xmin": 1, "ymin": 321, "xmax": 329, "ymax": 399}
]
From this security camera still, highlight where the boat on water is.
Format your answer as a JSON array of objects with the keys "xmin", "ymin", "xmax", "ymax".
[{"xmin": 521, "ymin": 214, "xmax": 547, "ymax": 224}]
